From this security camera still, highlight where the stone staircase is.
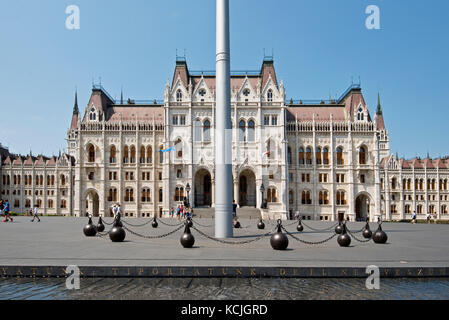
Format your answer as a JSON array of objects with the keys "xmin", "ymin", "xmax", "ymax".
[{"xmin": 191, "ymin": 207, "xmax": 261, "ymax": 220}]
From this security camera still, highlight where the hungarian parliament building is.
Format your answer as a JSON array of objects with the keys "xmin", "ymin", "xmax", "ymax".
[{"xmin": 1, "ymin": 57, "xmax": 448, "ymax": 221}]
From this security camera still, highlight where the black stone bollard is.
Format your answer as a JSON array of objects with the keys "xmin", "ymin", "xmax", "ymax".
[
  {"xmin": 363, "ymin": 222, "xmax": 372, "ymax": 239},
  {"xmin": 109, "ymin": 217, "xmax": 126, "ymax": 242},
  {"xmin": 270, "ymin": 220, "xmax": 289, "ymax": 250},
  {"xmin": 83, "ymin": 217, "xmax": 97, "ymax": 237},
  {"xmin": 152, "ymin": 217, "xmax": 158, "ymax": 228},
  {"xmin": 97, "ymin": 217, "xmax": 105, "ymax": 233},
  {"xmin": 186, "ymin": 217, "xmax": 193, "ymax": 228},
  {"xmin": 233, "ymin": 220, "xmax": 241, "ymax": 229},
  {"xmin": 335, "ymin": 221, "xmax": 343, "ymax": 234},
  {"xmin": 373, "ymin": 224, "xmax": 388, "ymax": 244},
  {"xmin": 337, "ymin": 223, "xmax": 351, "ymax": 247},
  {"xmin": 180, "ymin": 222, "xmax": 195, "ymax": 248},
  {"xmin": 257, "ymin": 219, "xmax": 265, "ymax": 230},
  {"xmin": 296, "ymin": 220, "xmax": 304, "ymax": 232}
]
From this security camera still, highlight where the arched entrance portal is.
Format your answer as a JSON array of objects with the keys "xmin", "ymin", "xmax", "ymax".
[
  {"xmin": 85, "ymin": 190, "xmax": 100, "ymax": 217},
  {"xmin": 239, "ymin": 169, "xmax": 256, "ymax": 207},
  {"xmin": 355, "ymin": 194, "xmax": 371, "ymax": 221},
  {"xmin": 194, "ymin": 169, "xmax": 212, "ymax": 207}
]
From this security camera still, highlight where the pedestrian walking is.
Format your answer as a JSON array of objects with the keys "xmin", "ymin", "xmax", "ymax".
[
  {"xmin": 411, "ymin": 211, "xmax": 417, "ymax": 224},
  {"xmin": 176, "ymin": 205, "xmax": 181, "ymax": 220},
  {"xmin": 3, "ymin": 200, "xmax": 12, "ymax": 222},
  {"xmin": 31, "ymin": 205, "xmax": 41, "ymax": 222},
  {"xmin": 232, "ymin": 200, "xmax": 237, "ymax": 219},
  {"xmin": 426, "ymin": 213, "xmax": 431, "ymax": 224}
]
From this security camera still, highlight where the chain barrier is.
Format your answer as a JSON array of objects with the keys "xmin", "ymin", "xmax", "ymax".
[
  {"xmin": 121, "ymin": 219, "xmax": 153, "ymax": 228},
  {"xmin": 346, "ymin": 225, "xmax": 366, "ymax": 234},
  {"xmin": 157, "ymin": 219, "xmax": 185, "ymax": 227},
  {"xmin": 101, "ymin": 219, "xmax": 114, "ymax": 226},
  {"xmin": 123, "ymin": 224, "xmax": 185, "ymax": 239},
  {"xmin": 300, "ymin": 221, "xmax": 339, "ymax": 232},
  {"xmin": 191, "ymin": 219, "xmax": 213, "ymax": 228},
  {"xmin": 346, "ymin": 228, "xmax": 372, "ymax": 243},
  {"xmin": 281, "ymin": 226, "xmax": 337, "ymax": 245},
  {"xmin": 96, "ymin": 231, "xmax": 109, "ymax": 238},
  {"xmin": 191, "ymin": 225, "xmax": 275, "ymax": 245},
  {"xmin": 266, "ymin": 219, "xmax": 298, "ymax": 227}
]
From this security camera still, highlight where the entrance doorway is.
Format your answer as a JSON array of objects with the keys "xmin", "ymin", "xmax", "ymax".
[
  {"xmin": 356, "ymin": 194, "xmax": 371, "ymax": 221},
  {"xmin": 239, "ymin": 169, "xmax": 256, "ymax": 207},
  {"xmin": 194, "ymin": 169, "xmax": 212, "ymax": 207},
  {"xmin": 85, "ymin": 190, "xmax": 100, "ymax": 217}
]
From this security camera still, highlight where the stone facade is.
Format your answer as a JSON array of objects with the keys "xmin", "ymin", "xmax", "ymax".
[{"xmin": 1, "ymin": 58, "xmax": 448, "ymax": 221}]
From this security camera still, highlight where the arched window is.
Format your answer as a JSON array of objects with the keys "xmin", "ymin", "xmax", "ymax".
[
  {"xmin": 176, "ymin": 90, "xmax": 182, "ymax": 102},
  {"xmin": 51, "ymin": 175, "xmax": 54, "ymax": 186},
  {"xmin": 417, "ymin": 204, "xmax": 423, "ymax": 214},
  {"xmin": 404, "ymin": 204, "xmax": 411, "ymax": 214},
  {"xmin": 248, "ymin": 120, "xmax": 255, "ymax": 142},
  {"xmin": 239, "ymin": 120, "xmax": 246, "ymax": 142},
  {"xmin": 141, "ymin": 188, "xmax": 151, "ymax": 202},
  {"xmin": 123, "ymin": 146, "xmax": 129, "ymax": 163},
  {"xmin": 306, "ymin": 147, "xmax": 312, "ymax": 165},
  {"xmin": 88, "ymin": 145, "xmax": 95, "ymax": 163},
  {"xmin": 203, "ymin": 120, "xmax": 211, "ymax": 142},
  {"xmin": 391, "ymin": 177, "xmax": 397, "ymax": 190},
  {"xmin": 301, "ymin": 190, "xmax": 312, "ymax": 205},
  {"xmin": 336, "ymin": 147, "xmax": 344, "ymax": 165},
  {"xmin": 442, "ymin": 205, "xmax": 448, "ymax": 215},
  {"xmin": 407, "ymin": 179, "xmax": 411, "ymax": 190},
  {"xmin": 130, "ymin": 146, "xmax": 136, "ymax": 163},
  {"xmin": 299, "ymin": 147, "xmax": 305, "ymax": 165},
  {"xmin": 108, "ymin": 188, "xmax": 118, "ymax": 202},
  {"xmin": 147, "ymin": 146, "xmax": 152, "ymax": 164},
  {"xmin": 159, "ymin": 188, "xmax": 163, "ymax": 202},
  {"xmin": 125, "ymin": 188, "xmax": 134, "ymax": 202},
  {"xmin": 289, "ymin": 190, "xmax": 294, "ymax": 204},
  {"xmin": 110, "ymin": 145, "xmax": 117, "ymax": 163},
  {"xmin": 319, "ymin": 190, "xmax": 329, "ymax": 205},
  {"xmin": 267, "ymin": 187, "xmax": 277, "ymax": 203},
  {"xmin": 159, "ymin": 145, "xmax": 164, "ymax": 163},
  {"xmin": 60, "ymin": 175, "xmax": 66, "ymax": 186},
  {"xmin": 267, "ymin": 89, "xmax": 273, "ymax": 102},
  {"xmin": 359, "ymin": 146, "xmax": 366, "ymax": 165},
  {"xmin": 39, "ymin": 175, "xmax": 43, "ymax": 186},
  {"xmin": 194, "ymin": 119, "xmax": 202, "ymax": 142},
  {"xmin": 432, "ymin": 179, "xmax": 436, "ymax": 190},
  {"xmin": 323, "ymin": 147, "xmax": 329, "ymax": 165},
  {"xmin": 174, "ymin": 186, "xmax": 185, "ymax": 201},
  {"xmin": 336, "ymin": 191, "xmax": 346, "ymax": 205},
  {"xmin": 316, "ymin": 147, "xmax": 322, "ymax": 165},
  {"xmin": 140, "ymin": 146, "xmax": 146, "ymax": 164},
  {"xmin": 357, "ymin": 108, "xmax": 364, "ymax": 121},
  {"xmin": 89, "ymin": 108, "xmax": 96, "ymax": 121}
]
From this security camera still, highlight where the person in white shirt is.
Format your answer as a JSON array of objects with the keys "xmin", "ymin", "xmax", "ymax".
[{"xmin": 31, "ymin": 205, "xmax": 40, "ymax": 222}]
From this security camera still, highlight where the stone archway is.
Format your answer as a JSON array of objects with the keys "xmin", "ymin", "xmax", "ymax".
[
  {"xmin": 85, "ymin": 189, "xmax": 100, "ymax": 217},
  {"xmin": 239, "ymin": 169, "xmax": 256, "ymax": 207},
  {"xmin": 194, "ymin": 169, "xmax": 212, "ymax": 207},
  {"xmin": 355, "ymin": 193, "xmax": 371, "ymax": 222}
]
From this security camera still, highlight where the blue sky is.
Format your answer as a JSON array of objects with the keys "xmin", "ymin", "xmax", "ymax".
[{"xmin": 0, "ymin": 0, "xmax": 448, "ymax": 159}]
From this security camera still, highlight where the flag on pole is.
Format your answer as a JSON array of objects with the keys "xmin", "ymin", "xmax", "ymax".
[{"xmin": 159, "ymin": 147, "xmax": 176, "ymax": 153}]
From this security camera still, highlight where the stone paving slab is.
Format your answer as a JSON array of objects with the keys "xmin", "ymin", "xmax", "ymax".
[{"xmin": 0, "ymin": 217, "xmax": 448, "ymax": 277}]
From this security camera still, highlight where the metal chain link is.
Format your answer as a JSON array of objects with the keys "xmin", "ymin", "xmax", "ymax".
[
  {"xmin": 300, "ymin": 221, "xmax": 339, "ymax": 232},
  {"xmin": 266, "ymin": 220, "xmax": 298, "ymax": 227},
  {"xmin": 281, "ymin": 226, "xmax": 337, "ymax": 245},
  {"xmin": 96, "ymin": 231, "xmax": 109, "ymax": 238},
  {"xmin": 191, "ymin": 219, "xmax": 213, "ymax": 228},
  {"xmin": 191, "ymin": 225, "xmax": 275, "ymax": 245},
  {"xmin": 157, "ymin": 219, "xmax": 185, "ymax": 227},
  {"xmin": 123, "ymin": 224, "xmax": 184, "ymax": 239},
  {"xmin": 101, "ymin": 219, "xmax": 114, "ymax": 226},
  {"xmin": 346, "ymin": 228, "xmax": 372, "ymax": 243},
  {"xmin": 122, "ymin": 219, "xmax": 153, "ymax": 228}
]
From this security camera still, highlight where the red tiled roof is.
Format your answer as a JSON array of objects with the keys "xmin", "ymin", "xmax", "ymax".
[
  {"xmin": 107, "ymin": 106, "xmax": 165, "ymax": 124},
  {"xmin": 287, "ymin": 106, "xmax": 346, "ymax": 121}
]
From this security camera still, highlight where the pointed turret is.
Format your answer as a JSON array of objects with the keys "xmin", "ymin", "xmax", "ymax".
[
  {"xmin": 73, "ymin": 89, "xmax": 79, "ymax": 115},
  {"xmin": 70, "ymin": 90, "xmax": 80, "ymax": 130},
  {"xmin": 375, "ymin": 92, "xmax": 385, "ymax": 130}
]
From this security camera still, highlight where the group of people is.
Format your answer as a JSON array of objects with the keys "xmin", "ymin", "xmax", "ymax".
[
  {"xmin": 0, "ymin": 199, "xmax": 40, "ymax": 223},
  {"xmin": 169, "ymin": 204, "xmax": 192, "ymax": 220},
  {"xmin": 410, "ymin": 211, "xmax": 438, "ymax": 224}
]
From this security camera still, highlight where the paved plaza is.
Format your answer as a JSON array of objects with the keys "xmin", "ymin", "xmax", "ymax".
[{"xmin": 0, "ymin": 216, "xmax": 448, "ymax": 271}]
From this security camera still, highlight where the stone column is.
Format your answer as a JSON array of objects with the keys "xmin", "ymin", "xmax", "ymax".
[{"xmin": 214, "ymin": 0, "xmax": 233, "ymax": 238}]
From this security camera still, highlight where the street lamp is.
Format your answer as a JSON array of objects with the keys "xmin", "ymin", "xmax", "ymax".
[
  {"xmin": 260, "ymin": 183, "xmax": 265, "ymax": 209},
  {"xmin": 185, "ymin": 183, "xmax": 191, "ymax": 208}
]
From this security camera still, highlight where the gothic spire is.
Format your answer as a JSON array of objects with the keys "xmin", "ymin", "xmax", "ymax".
[
  {"xmin": 73, "ymin": 89, "xmax": 79, "ymax": 114},
  {"xmin": 376, "ymin": 92, "xmax": 383, "ymax": 115}
]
